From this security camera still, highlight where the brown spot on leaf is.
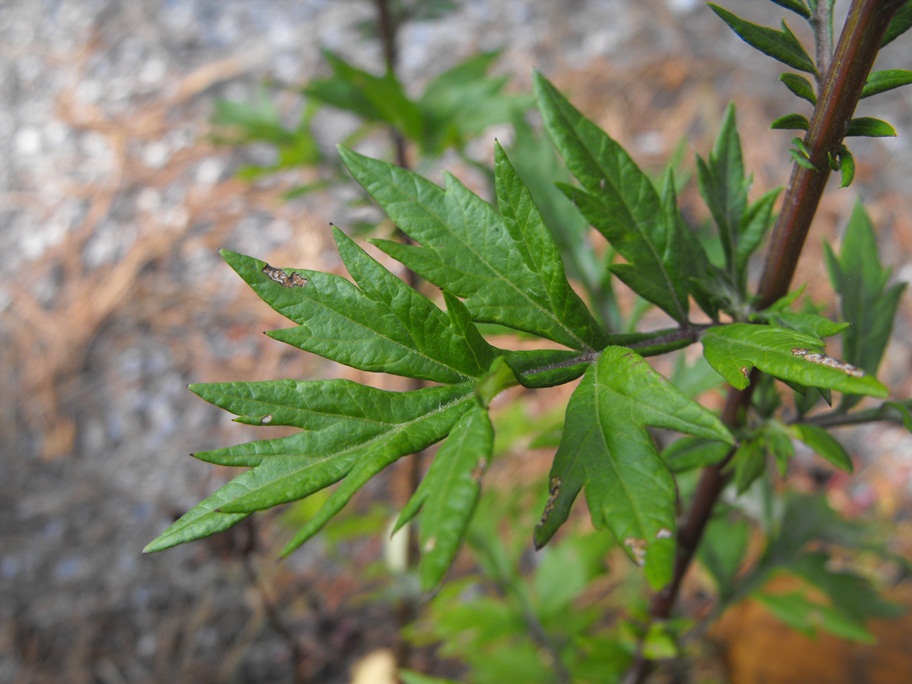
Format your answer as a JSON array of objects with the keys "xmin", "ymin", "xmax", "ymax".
[
  {"xmin": 536, "ymin": 476, "xmax": 562, "ymax": 529},
  {"xmin": 624, "ymin": 537, "xmax": 647, "ymax": 566},
  {"xmin": 262, "ymin": 264, "xmax": 307, "ymax": 288}
]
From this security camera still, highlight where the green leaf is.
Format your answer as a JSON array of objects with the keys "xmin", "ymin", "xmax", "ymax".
[
  {"xmin": 789, "ymin": 552, "xmax": 903, "ymax": 623},
  {"xmin": 305, "ymin": 50, "xmax": 424, "ymax": 141},
  {"xmin": 708, "ymin": 5, "xmax": 817, "ymax": 75},
  {"xmin": 699, "ymin": 513, "xmax": 749, "ymax": 601},
  {"xmin": 845, "ymin": 117, "xmax": 897, "ymax": 137},
  {"xmin": 702, "ymin": 323, "xmax": 888, "ymax": 396},
  {"xmin": 696, "ymin": 103, "xmax": 751, "ymax": 286},
  {"xmin": 220, "ymin": 238, "xmax": 494, "ymax": 384},
  {"xmin": 417, "ymin": 51, "xmax": 532, "ymax": 154},
  {"xmin": 395, "ymin": 405, "xmax": 493, "ymax": 589},
  {"xmin": 660, "ymin": 167, "xmax": 718, "ymax": 319},
  {"xmin": 492, "ymin": 143, "xmax": 609, "ymax": 346},
  {"xmin": 791, "ymin": 423, "xmax": 852, "ymax": 472},
  {"xmin": 731, "ymin": 433, "xmax": 769, "ymax": 493},
  {"xmin": 824, "ymin": 202, "xmax": 907, "ymax": 407},
  {"xmin": 752, "ymin": 551, "xmax": 901, "ymax": 643},
  {"xmin": 400, "ymin": 672, "xmax": 460, "ymax": 684},
  {"xmin": 534, "ymin": 347, "xmax": 733, "ymax": 589},
  {"xmin": 534, "ymin": 72, "xmax": 690, "ymax": 322},
  {"xmin": 736, "ymin": 187, "xmax": 781, "ymax": 275},
  {"xmin": 143, "ymin": 480, "xmax": 253, "ymax": 555},
  {"xmin": 755, "ymin": 590, "xmax": 874, "ymax": 642},
  {"xmin": 779, "ymin": 73, "xmax": 817, "ymax": 104},
  {"xmin": 662, "ymin": 436, "xmax": 732, "ymax": 473},
  {"xmin": 758, "ymin": 294, "xmax": 849, "ymax": 339},
  {"xmin": 789, "ymin": 147, "xmax": 818, "ymax": 170},
  {"xmin": 507, "ymin": 116, "xmax": 619, "ymax": 330},
  {"xmin": 861, "ymin": 69, "xmax": 912, "ymax": 98},
  {"xmin": 771, "ymin": 0, "xmax": 811, "ymax": 19},
  {"xmin": 882, "ymin": 2, "xmax": 912, "ymax": 47},
  {"xmin": 278, "ymin": 394, "xmax": 476, "ymax": 555},
  {"xmin": 189, "ymin": 377, "xmax": 462, "ymax": 437},
  {"xmin": 838, "ymin": 146, "xmax": 855, "ymax": 188},
  {"xmin": 533, "ymin": 532, "xmax": 612, "ymax": 619},
  {"xmin": 211, "ymin": 96, "xmax": 322, "ymax": 177},
  {"xmin": 792, "ymin": 136, "xmax": 812, "ymax": 158},
  {"xmin": 144, "ymin": 382, "xmax": 475, "ymax": 552},
  {"xmin": 886, "ymin": 400, "xmax": 912, "ymax": 431},
  {"xmin": 339, "ymin": 146, "xmax": 607, "ymax": 350},
  {"xmin": 766, "ymin": 492, "xmax": 867, "ymax": 562},
  {"xmin": 770, "ymin": 113, "xmax": 810, "ymax": 130},
  {"xmin": 768, "ymin": 420, "xmax": 796, "ymax": 475},
  {"xmin": 768, "ymin": 311, "xmax": 848, "ymax": 339}
]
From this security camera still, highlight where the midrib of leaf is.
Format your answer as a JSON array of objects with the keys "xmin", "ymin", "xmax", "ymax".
[
  {"xmin": 221, "ymin": 385, "xmax": 475, "ymax": 512},
  {"xmin": 381, "ymin": 168, "xmax": 593, "ymax": 350},
  {"xmin": 549, "ymin": 105, "xmax": 687, "ymax": 323},
  {"xmin": 275, "ymin": 284, "xmax": 475, "ymax": 383}
]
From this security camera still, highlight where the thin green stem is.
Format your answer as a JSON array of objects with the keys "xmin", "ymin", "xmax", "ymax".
[{"xmin": 800, "ymin": 401, "xmax": 910, "ymax": 428}]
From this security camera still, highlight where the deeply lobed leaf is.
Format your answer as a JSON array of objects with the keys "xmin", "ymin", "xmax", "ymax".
[
  {"xmin": 696, "ymin": 104, "xmax": 778, "ymax": 294},
  {"xmin": 395, "ymin": 405, "xmax": 494, "ymax": 589},
  {"xmin": 534, "ymin": 347, "xmax": 733, "ymax": 590},
  {"xmin": 534, "ymin": 72, "xmax": 691, "ymax": 323},
  {"xmin": 144, "ymin": 382, "xmax": 476, "ymax": 553},
  {"xmin": 221, "ymin": 232, "xmax": 495, "ymax": 384},
  {"xmin": 339, "ymin": 145, "xmax": 607, "ymax": 350}
]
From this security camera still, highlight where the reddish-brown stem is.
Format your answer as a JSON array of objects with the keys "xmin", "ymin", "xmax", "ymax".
[
  {"xmin": 625, "ymin": 1, "xmax": 905, "ymax": 681},
  {"xmin": 375, "ymin": 0, "xmax": 408, "ymax": 169},
  {"xmin": 757, "ymin": 0, "xmax": 904, "ymax": 309}
]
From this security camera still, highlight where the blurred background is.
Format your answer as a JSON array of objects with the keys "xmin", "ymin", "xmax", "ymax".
[{"xmin": 2, "ymin": 1, "xmax": 912, "ymax": 682}]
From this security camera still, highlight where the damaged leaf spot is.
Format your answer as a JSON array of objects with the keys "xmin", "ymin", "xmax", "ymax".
[
  {"xmin": 624, "ymin": 537, "xmax": 647, "ymax": 566},
  {"xmin": 740, "ymin": 367, "xmax": 750, "ymax": 378},
  {"xmin": 791, "ymin": 348, "xmax": 865, "ymax": 377},
  {"xmin": 656, "ymin": 528, "xmax": 672, "ymax": 539},
  {"xmin": 260, "ymin": 414, "xmax": 273, "ymax": 425},
  {"xmin": 424, "ymin": 537, "xmax": 436, "ymax": 552},
  {"xmin": 262, "ymin": 264, "xmax": 308, "ymax": 288},
  {"xmin": 471, "ymin": 457, "xmax": 488, "ymax": 483},
  {"xmin": 536, "ymin": 476, "xmax": 562, "ymax": 529}
]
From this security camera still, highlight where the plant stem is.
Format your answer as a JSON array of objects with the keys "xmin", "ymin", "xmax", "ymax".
[
  {"xmin": 811, "ymin": 1, "xmax": 834, "ymax": 83},
  {"xmin": 802, "ymin": 401, "xmax": 911, "ymax": 428},
  {"xmin": 757, "ymin": 0, "xmax": 904, "ymax": 309},
  {"xmin": 375, "ymin": 0, "xmax": 408, "ymax": 169},
  {"xmin": 624, "ymin": 1, "xmax": 904, "ymax": 681}
]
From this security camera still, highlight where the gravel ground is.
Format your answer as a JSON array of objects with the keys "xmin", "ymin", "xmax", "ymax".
[{"xmin": 2, "ymin": 2, "xmax": 912, "ymax": 683}]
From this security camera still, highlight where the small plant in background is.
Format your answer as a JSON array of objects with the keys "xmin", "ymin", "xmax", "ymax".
[{"xmin": 147, "ymin": 1, "xmax": 912, "ymax": 681}]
